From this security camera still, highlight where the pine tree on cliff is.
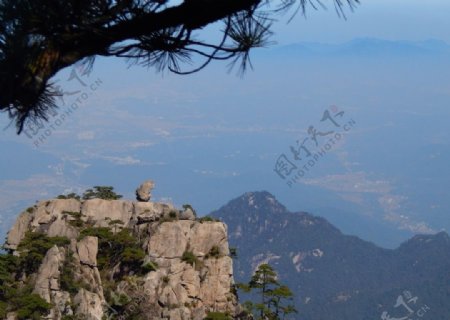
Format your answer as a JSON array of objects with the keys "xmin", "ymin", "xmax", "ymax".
[{"xmin": 239, "ymin": 263, "xmax": 297, "ymax": 319}]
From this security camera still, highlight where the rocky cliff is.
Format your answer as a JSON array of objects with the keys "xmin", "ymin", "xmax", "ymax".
[{"xmin": 3, "ymin": 196, "xmax": 239, "ymax": 319}]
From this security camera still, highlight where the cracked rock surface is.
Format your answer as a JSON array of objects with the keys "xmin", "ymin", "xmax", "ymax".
[{"xmin": 5, "ymin": 197, "xmax": 239, "ymax": 320}]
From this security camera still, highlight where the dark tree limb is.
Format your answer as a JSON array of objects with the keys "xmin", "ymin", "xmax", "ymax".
[{"xmin": 0, "ymin": 0, "xmax": 359, "ymax": 134}]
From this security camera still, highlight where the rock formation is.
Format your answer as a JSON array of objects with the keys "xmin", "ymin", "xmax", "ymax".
[
  {"xmin": 136, "ymin": 180, "xmax": 155, "ymax": 202},
  {"xmin": 4, "ymin": 194, "xmax": 240, "ymax": 320}
]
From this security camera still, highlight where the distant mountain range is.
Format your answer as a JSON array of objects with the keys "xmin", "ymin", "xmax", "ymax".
[
  {"xmin": 211, "ymin": 191, "xmax": 450, "ymax": 320},
  {"xmin": 257, "ymin": 38, "xmax": 450, "ymax": 58}
]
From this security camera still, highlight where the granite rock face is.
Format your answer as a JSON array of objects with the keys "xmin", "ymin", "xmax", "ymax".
[
  {"xmin": 5, "ymin": 196, "xmax": 240, "ymax": 320},
  {"xmin": 5, "ymin": 199, "xmax": 81, "ymax": 250}
]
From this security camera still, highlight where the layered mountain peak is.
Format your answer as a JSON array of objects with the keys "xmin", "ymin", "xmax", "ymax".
[
  {"xmin": 236, "ymin": 191, "xmax": 287, "ymax": 213},
  {"xmin": 211, "ymin": 192, "xmax": 450, "ymax": 320},
  {"xmin": 232, "ymin": 191, "xmax": 288, "ymax": 214},
  {"xmin": 211, "ymin": 191, "xmax": 338, "ymax": 237}
]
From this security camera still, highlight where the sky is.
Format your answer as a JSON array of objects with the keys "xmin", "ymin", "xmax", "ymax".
[
  {"xmin": 272, "ymin": 0, "xmax": 450, "ymax": 44},
  {"xmin": 1, "ymin": 0, "xmax": 450, "ymax": 248}
]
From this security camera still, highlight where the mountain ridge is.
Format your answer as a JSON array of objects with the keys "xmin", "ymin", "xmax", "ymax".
[
  {"xmin": 255, "ymin": 38, "xmax": 450, "ymax": 58},
  {"xmin": 210, "ymin": 191, "xmax": 450, "ymax": 320}
]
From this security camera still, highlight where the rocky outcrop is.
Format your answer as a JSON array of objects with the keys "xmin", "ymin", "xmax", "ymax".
[
  {"xmin": 32, "ymin": 245, "xmax": 74, "ymax": 319},
  {"xmin": 4, "ymin": 211, "xmax": 32, "ymax": 251},
  {"xmin": 5, "ymin": 195, "xmax": 238, "ymax": 320},
  {"xmin": 4, "ymin": 199, "xmax": 81, "ymax": 251},
  {"xmin": 76, "ymin": 236, "xmax": 98, "ymax": 267},
  {"xmin": 33, "ymin": 245, "xmax": 65, "ymax": 303},
  {"xmin": 73, "ymin": 289, "xmax": 104, "ymax": 320},
  {"xmin": 4, "ymin": 199, "xmax": 166, "ymax": 248},
  {"xmin": 5, "ymin": 199, "xmax": 81, "ymax": 250},
  {"xmin": 81, "ymin": 199, "xmax": 133, "ymax": 228},
  {"xmin": 136, "ymin": 180, "xmax": 155, "ymax": 202},
  {"xmin": 134, "ymin": 201, "xmax": 178, "ymax": 224},
  {"xmin": 180, "ymin": 207, "xmax": 196, "ymax": 221}
]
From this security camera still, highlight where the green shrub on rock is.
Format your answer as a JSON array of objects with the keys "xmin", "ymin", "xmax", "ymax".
[
  {"xmin": 17, "ymin": 232, "xmax": 70, "ymax": 275},
  {"xmin": 142, "ymin": 261, "xmax": 159, "ymax": 273},
  {"xmin": 181, "ymin": 251, "xmax": 198, "ymax": 266},
  {"xmin": 204, "ymin": 311, "xmax": 231, "ymax": 320}
]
